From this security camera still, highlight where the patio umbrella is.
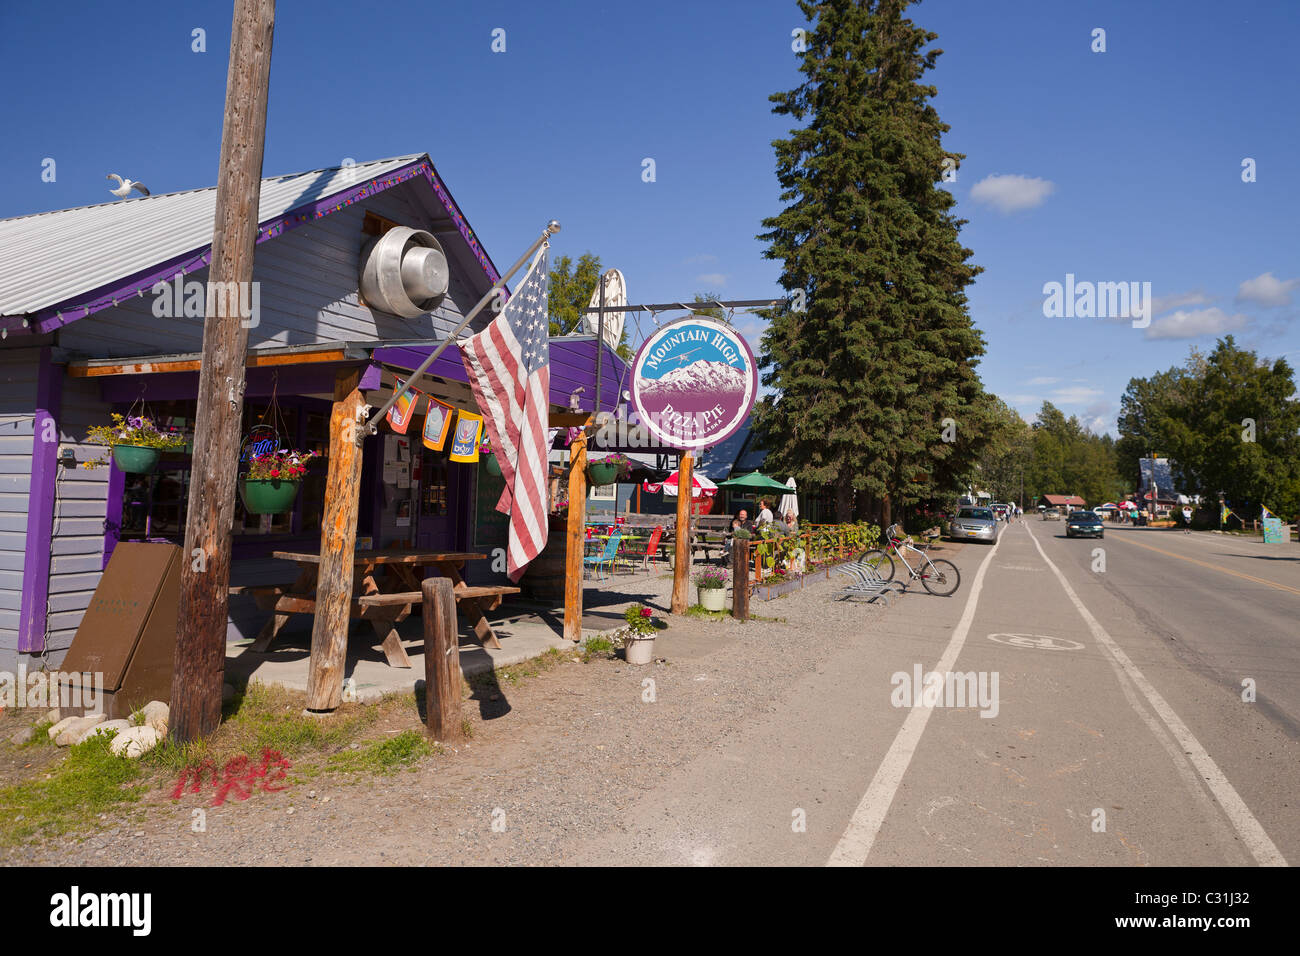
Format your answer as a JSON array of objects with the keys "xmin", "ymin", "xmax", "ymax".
[
  {"xmin": 642, "ymin": 469, "xmax": 718, "ymax": 498},
  {"xmin": 779, "ymin": 476, "xmax": 799, "ymax": 519},
  {"xmin": 1117, "ymin": 500, "xmax": 1137, "ymax": 510},
  {"xmin": 716, "ymin": 470, "xmax": 793, "ymax": 494}
]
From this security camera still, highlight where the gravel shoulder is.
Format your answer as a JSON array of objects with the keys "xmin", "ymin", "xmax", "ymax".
[{"xmin": 1, "ymin": 548, "xmax": 969, "ymax": 866}]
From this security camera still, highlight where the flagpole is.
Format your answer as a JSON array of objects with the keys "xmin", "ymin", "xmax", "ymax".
[{"xmin": 362, "ymin": 220, "xmax": 561, "ymax": 437}]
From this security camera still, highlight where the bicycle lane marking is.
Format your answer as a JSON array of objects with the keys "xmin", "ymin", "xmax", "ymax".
[
  {"xmin": 827, "ymin": 532, "xmax": 1004, "ymax": 867},
  {"xmin": 1024, "ymin": 522, "xmax": 1287, "ymax": 866},
  {"xmin": 1108, "ymin": 532, "xmax": 1300, "ymax": 596}
]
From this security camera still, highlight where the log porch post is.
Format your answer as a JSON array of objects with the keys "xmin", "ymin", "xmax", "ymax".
[
  {"xmin": 306, "ymin": 368, "xmax": 365, "ymax": 711},
  {"xmin": 563, "ymin": 426, "xmax": 588, "ymax": 642}
]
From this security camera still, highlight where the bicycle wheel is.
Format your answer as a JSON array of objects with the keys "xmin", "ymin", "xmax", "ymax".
[
  {"xmin": 860, "ymin": 549, "xmax": 895, "ymax": 582},
  {"xmin": 920, "ymin": 558, "xmax": 960, "ymax": 596}
]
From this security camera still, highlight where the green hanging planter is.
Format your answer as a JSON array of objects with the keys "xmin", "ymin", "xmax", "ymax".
[
  {"xmin": 112, "ymin": 444, "xmax": 162, "ymax": 474},
  {"xmin": 483, "ymin": 454, "xmax": 502, "ymax": 477},
  {"xmin": 239, "ymin": 477, "xmax": 301, "ymax": 515},
  {"xmin": 586, "ymin": 461, "xmax": 619, "ymax": 486}
]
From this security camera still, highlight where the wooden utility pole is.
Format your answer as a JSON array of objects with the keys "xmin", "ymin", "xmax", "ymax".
[
  {"xmin": 305, "ymin": 368, "xmax": 365, "ymax": 711},
  {"xmin": 670, "ymin": 451, "xmax": 693, "ymax": 613},
  {"xmin": 170, "ymin": 0, "xmax": 275, "ymax": 742},
  {"xmin": 563, "ymin": 427, "xmax": 588, "ymax": 642}
]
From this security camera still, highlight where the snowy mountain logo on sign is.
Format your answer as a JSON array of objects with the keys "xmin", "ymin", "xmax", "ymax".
[{"xmin": 631, "ymin": 316, "xmax": 757, "ymax": 449}]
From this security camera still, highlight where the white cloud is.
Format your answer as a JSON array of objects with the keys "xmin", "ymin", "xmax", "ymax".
[
  {"xmin": 682, "ymin": 253, "xmax": 719, "ymax": 266},
  {"xmin": 1145, "ymin": 307, "xmax": 1250, "ymax": 340},
  {"xmin": 1026, "ymin": 376, "xmax": 1059, "ymax": 386},
  {"xmin": 694, "ymin": 273, "xmax": 728, "ymax": 288},
  {"xmin": 1236, "ymin": 272, "xmax": 1299, "ymax": 308},
  {"xmin": 1152, "ymin": 290, "xmax": 1213, "ymax": 314},
  {"xmin": 969, "ymin": 174, "xmax": 1056, "ymax": 213},
  {"xmin": 1050, "ymin": 385, "xmax": 1104, "ymax": 404}
]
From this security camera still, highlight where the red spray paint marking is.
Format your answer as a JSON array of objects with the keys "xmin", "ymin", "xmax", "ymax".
[{"xmin": 170, "ymin": 749, "xmax": 292, "ymax": 807}]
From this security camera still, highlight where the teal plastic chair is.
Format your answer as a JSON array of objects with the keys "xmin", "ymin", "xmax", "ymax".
[{"xmin": 584, "ymin": 530, "xmax": 623, "ymax": 580}]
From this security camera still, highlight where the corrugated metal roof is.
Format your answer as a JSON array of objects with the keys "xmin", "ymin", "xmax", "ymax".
[{"xmin": 0, "ymin": 154, "xmax": 424, "ymax": 317}]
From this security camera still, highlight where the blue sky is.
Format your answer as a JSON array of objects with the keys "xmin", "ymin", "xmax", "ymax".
[{"xmin": 2, "ymin": 0, "xmax": 1297, "ymax": 435}]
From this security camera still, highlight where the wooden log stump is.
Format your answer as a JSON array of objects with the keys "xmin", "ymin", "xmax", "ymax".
[
  {"xmin": 732, "ymin": 537, "xmax": 750, "ymax": 621},
  {"xmin": 423, "ymin": 576, "xmax": 462, "ymax": 742}
]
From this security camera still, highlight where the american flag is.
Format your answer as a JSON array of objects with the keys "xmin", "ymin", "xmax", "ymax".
[{"xmin": 460, "ymin": 246, "xmax": 551, "ymax": 581}]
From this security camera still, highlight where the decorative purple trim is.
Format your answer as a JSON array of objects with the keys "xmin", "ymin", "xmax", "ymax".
[
  {"xmin": 102, "ymin": 458, "xmax": 125, "ymax": 570},
  {"xmin": 18, "ymin": 347, "xmax": 62, "ymax": 653},
  {"xmin": 12, "ymin": 156, "xmax": 502, "ymax": 336}
]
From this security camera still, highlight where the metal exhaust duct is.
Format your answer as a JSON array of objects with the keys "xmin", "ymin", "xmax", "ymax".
[{"xmin": 359, "ymin": 226, "xmax": 449, "ymax": 318}]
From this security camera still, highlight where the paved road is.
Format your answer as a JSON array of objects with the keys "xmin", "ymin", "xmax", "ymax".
[{"xmin": 569, "ymin": 521, "xmax": 1298, "ymax": 865}]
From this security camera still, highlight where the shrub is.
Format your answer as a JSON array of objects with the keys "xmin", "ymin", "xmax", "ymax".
[
  {"xmin": 623, "ymin": 604, "xmax": 656, "ymax": 637},
  {"xmin": 692, "ymin": 567, "xmax": 728, "ymax": 589}
]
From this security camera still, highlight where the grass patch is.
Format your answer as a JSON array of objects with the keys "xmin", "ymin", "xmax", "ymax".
[
  {"xmin": 20, "ymin": 721, "xmax": 55, "ymax": 748},
  {"xmin": 325, "ymin": 730, "xmax": 440, "ymax": 775},
  {"xmin": 0, "ymin": 734, "xmax": 146, "ymax": 847},
  {"xmin": 684, "ymin": 604, "xmax": 728, "ymax": 621},
  {"xmin": 580, "ymin": 636, "xmax": 617, "ymax": 661},
  {"xmin": 468, "ymin": 647, "xmax": 565, "ymax": 692}
]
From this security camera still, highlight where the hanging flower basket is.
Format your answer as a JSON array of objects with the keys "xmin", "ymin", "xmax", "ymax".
[
  {"xmin": 239, "ymin": 477, "xmax": 301, "ymax": 515},
  {"xmin": 85, "ymin": 414, "xmax": 187, "ymax": 472},
  {"xmin": 239, "ymin": 449, "xmax": 316, "ymax": 514},
  {"xmin": 111, "ymin": 444, "xmax": 162, "ymax": 474},
  {"xmin": 586, "ymin": 453, "xmax": 632, "ymax": 487}
]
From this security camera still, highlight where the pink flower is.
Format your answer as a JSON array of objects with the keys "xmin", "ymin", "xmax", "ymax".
[{"xmin": 640, "ymin": 607, "xmax": 652, "ymax": 618}]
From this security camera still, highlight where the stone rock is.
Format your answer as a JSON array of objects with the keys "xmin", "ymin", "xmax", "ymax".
[
  {"xmin": 55, "ymin": 714, "xmax": 106, "ymax": 746},
  {"xmin": 141, "ymin": 700, "xmax": 169, "ymax": 735},
  {"xmin": 9, "ymin": 726, "xmax": 34, "ymax": 745},
  {"xmin": 78, "ymin": 719, "xmax": 132, "ymax": 744},
  {"xmin": 47, "ymin": 715, "xmax": 79, "ymax": 740},
  {"xmin": 109, "ymin": 725, "xmax": 160, "ymax": 759},
  {"xmin": 44, "ymin": 708, "xmax": 62, "ymax": 725}
]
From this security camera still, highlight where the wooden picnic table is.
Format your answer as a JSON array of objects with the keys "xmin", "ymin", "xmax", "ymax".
[{"xmin": 236, "ymin": 550, "xmax": 516, "ymax": 668}]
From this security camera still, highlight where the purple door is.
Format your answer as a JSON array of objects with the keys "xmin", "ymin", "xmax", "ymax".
[{"xmin": 415, "ymin": 450, "xmax": 459, "ymax": 553}]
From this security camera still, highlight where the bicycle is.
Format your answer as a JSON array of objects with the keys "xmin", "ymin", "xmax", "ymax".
[{"xmin": 860, "ymin": 523, "xmax": 961, "ymax": 597}]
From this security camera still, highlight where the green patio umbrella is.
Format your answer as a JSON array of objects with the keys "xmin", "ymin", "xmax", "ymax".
[{"xmin": 716, "ymin": 470, "xmax": 794, "ymax": 494}]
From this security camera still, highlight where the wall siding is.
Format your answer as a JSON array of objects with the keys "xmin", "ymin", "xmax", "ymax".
[{"xmin": 0, "ymin": 350, "xmax": 38, "ymax": 672}]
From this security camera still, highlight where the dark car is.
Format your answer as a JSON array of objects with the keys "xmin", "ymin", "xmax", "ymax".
[{"xmin": 1065, "ymin": 510, "xmax": 1104, "ymax": 538}]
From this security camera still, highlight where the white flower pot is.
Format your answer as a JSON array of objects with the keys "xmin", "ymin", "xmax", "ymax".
[
  {"xmin": 625, "ymin": 635, "xmax": 655, "ymax": 665},
  {"xmin": 699, "ymin": 587, "xmax": 726, "ymax": 611}
]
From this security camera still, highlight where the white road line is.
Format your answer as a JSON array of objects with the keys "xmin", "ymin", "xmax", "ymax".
[
  {"xmin": 827, "ymin": 537, "xmax": 1004, "ymax": 867},
  {"xmin": 1024, "ymin": 522, "xmax": 1287, "ymax": 866}
]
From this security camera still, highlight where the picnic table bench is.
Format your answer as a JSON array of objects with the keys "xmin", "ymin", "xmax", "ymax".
[{"xmin": 232, "ymin": 549, "xmax": 518, "ymax": 668}]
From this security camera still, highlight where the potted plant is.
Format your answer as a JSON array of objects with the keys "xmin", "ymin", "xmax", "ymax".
[
  {"xmin": 622, "ymin": 603, "xmax": 658, "ymax": 665},
  {"xmin": 586, "ymin": 452, "xmax": 632, "ymax": 487},
  {"xmin": 85, "ymin": 414, "xmax": 187, "ymax": 474},
  {"xmin": 693, "ymin": 566, "xmax": 728, "ymax": 611},
  {"xmin": 239, "ymin": 449, "xmax": 317, "ymax": 514}
]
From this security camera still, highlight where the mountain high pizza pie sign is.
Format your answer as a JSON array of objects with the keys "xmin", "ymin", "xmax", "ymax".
[{"xmin": 631, "ymin": 315, "xmax": 757, "ymax": 450}]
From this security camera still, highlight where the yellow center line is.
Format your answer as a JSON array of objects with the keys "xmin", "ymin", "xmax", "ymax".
[{"xmin": 1110, "ymin": 534, "xmax": 1300, "ymax": 597}]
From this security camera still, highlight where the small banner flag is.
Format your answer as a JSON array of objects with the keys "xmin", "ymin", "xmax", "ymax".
[
  {"xmin": 386, "ymin": 378, "xmax": 421, "ymax": 434},
  {"xmin": 448, "ymin": 411, "xmax": 483, "ymax": 463},
  {"xmin": 1221, "ymin": 502, "xmax": 1231, "ymax": 525},
  {"xmin": 1261, "ymin": 504, "xmax": 1276, "ymax": 521},
  {"xmin": 421, "ymin": 396, "xmax": 455, "ymax": 452}
]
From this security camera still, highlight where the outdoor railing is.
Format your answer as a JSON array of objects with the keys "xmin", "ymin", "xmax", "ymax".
[{"xmin": 744, "ymin": 522, "xmax": 881, "ymax": 589}]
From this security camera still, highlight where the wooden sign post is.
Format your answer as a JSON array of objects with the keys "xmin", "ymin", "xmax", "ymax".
[
  {"xmin": 670, "ymin": 451, "xmax": 693, "ymax": 614},
  {"xmin": 170, "ymin": 0, "xmax": 276, "ymax": 742},
  {"xmin": 423, "ymin": 576, "xmax": 462, "ymax": 742}
]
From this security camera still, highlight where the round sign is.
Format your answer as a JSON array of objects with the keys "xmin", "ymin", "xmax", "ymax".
[
  {"xmin": 240, "ymin": 424, "xmax": 280, "ymax": 462},
  {"xmin": 630, "ymin": 315, "xmax": 757, "ymax": 450}
]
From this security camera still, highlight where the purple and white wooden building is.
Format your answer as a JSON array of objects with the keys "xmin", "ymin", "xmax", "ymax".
[{"xmin": 0, "ymin": 153, "xmax": 624, "ymax": 673}]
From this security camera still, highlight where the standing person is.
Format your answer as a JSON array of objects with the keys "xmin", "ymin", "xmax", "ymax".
[
  {"xmin": 756, "ymin": 498, "xmax": 774, "ymax": 528},
  {"xmin": 1182, "ymin": 505, "xmax": 1193, "ymax": 534}
]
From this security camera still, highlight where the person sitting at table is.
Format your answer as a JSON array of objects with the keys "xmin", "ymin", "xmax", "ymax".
[
  {"xmin": 731, "ymin": 508, "xmax": 751, "ymax": 533},
  {"xmin": 756, "ymin": 499, "xmax": 774, "ymax": 528},
  {"xmin": 781, "ymin": 511, "xmax": 799, "ymax": 534}
]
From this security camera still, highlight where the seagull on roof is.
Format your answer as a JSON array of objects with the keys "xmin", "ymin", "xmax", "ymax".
[{"xmin": 106, "ymin": 174, "xmax": 149, "ymax": 198}]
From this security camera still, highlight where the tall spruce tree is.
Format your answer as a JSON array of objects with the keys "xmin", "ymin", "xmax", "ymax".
[{"xmin": 753, "ymin": 0, "xmax": 985, "ymax": 524}]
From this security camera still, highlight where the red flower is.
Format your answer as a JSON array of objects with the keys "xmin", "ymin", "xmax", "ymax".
[
  {"xmin": 270, "ymin": 469, "xmax": 280, "ymax": 478},
  {"xmin": 640, "ymin": 607, "xmax": 652, "ymax": 618}
]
